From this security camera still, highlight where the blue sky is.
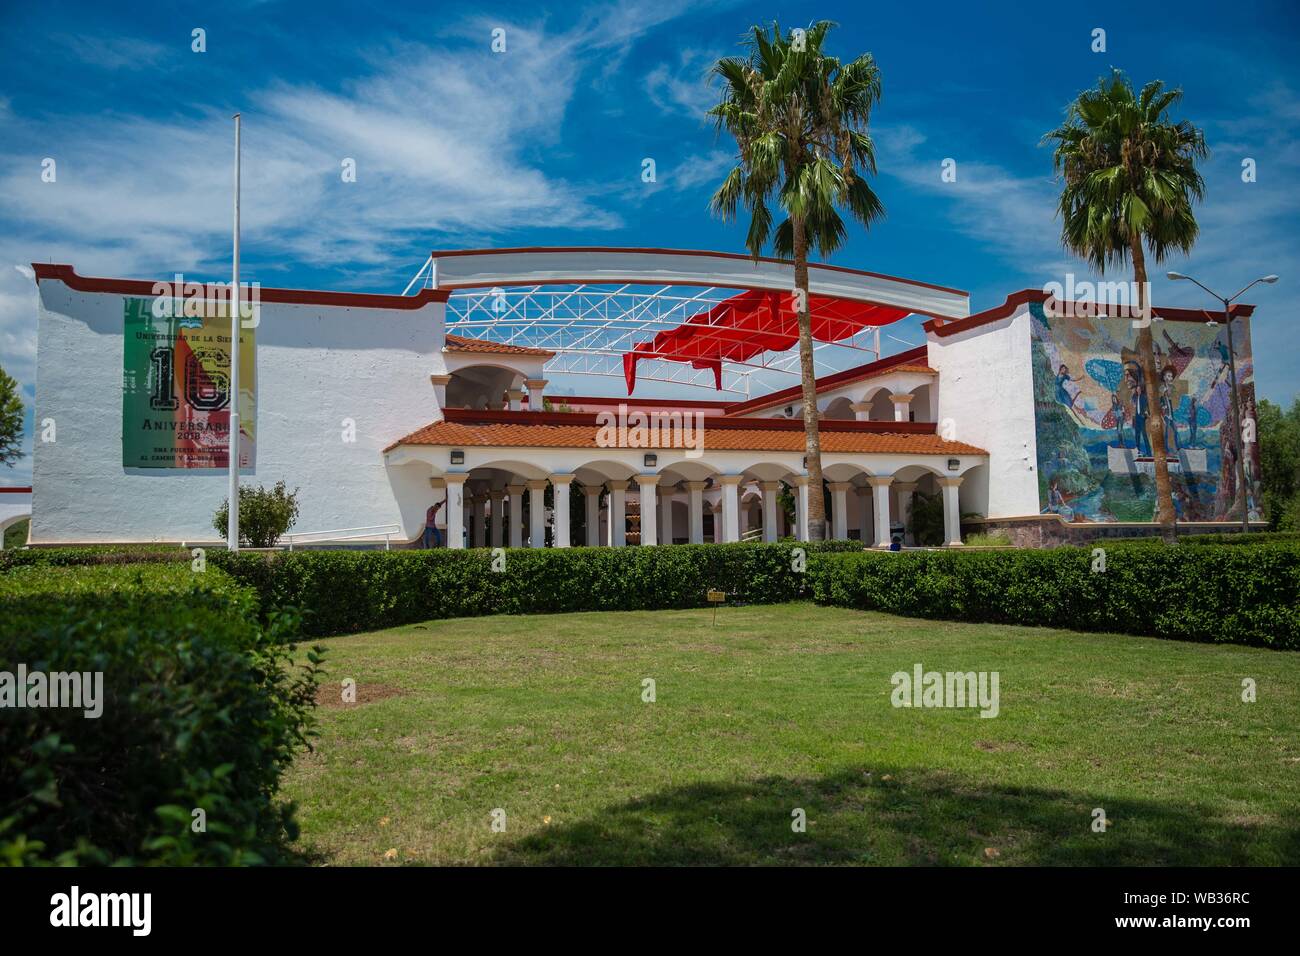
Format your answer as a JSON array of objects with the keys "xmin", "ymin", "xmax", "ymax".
[{"xmin": 2, "ymin": 0, "xmax": 1298, "ymax": 485}]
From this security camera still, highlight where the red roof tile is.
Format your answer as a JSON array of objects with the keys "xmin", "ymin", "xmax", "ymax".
[
  {"xmin": 444, "ymin": 333, "xmax": 554, "ymax": 357},
  {"xmin": 387, "ymin": 411, "xmax": 985, "ymax": 457}
]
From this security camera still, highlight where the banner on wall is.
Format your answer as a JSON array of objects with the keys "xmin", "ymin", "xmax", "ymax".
[{"xmin": 121, "ymin": 297, "xmax": 256, "ymax": 470}]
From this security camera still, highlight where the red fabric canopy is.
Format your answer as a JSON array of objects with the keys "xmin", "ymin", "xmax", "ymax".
[{"xmin": 623, "ymin": 289, "xmax": 908, "ymax": 393}]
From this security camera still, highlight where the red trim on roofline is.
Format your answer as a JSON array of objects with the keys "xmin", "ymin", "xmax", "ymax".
[
  {"xmin": 32, "ymin": 264, "xmax": 450, "ymax": 309},
  {"xmin": 429, "ymin": 246, "xmax": 969, "ymax": 298},
  {"xmin": 439, "ymin": 405, "xmax": 939, "ymax": 434},
  {"xmin": 555, "ymin": 395, "xmax": 734, "ymax": 410},
  {"xmin": 722, "ymin": 346, "xmax": 932, "ymax": 417},
  {"xmin": 0, "ymin": 486, "xmax": 32, "ymax": 494},
  {"xmin": 924, "ymin": 289, "xmax": 1256, "ymax": 339}
]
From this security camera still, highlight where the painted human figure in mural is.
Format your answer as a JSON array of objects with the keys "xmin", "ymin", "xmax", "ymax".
[
  {"xmin": 1211, "ymin": 334, "xmax": 1235, "ymax": 387},
  {"xmin": 1055, "ymin": 364, "xmax": 1081, "ymax": 411},
  {"xmin": 1124, "ymin": 361, "xmax": 1151, "ymax": 456},
  {"xmin": 1158, "ymin": 366, "xmax": 1180, "ymax": 452},
  {"xmin": 1104, "ymin": 392, "xmax": 1127, "ymax": 447},
  {"xmin": 1187, "ymin": 396, "xmax": 1200, "ymax": 448},
  {"xmin": 1044, "ymin": 478, "xmax": 1072, "ymax": 519}
]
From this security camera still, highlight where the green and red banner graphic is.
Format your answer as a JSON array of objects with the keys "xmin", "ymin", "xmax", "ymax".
[{"xmin": 121, "ymin": 297, "xmax": 256, "ymax": 470}]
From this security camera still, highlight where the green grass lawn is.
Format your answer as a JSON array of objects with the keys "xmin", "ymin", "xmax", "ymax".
[{"xmin": 287, "ymin": 603, "xmax": 1300, "ymax": 866}]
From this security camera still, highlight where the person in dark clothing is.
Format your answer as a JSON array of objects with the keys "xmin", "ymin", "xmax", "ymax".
[{"xmin": 424, "ymin": 500, "xmax": 444, "ymax": 548}]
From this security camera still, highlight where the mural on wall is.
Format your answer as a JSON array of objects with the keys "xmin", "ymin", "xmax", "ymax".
[
  {"xmin": 121, "ymin": 297, "xmax": 256, "ymax": 470},
  {"xmin": 1030, "ymin": 301, "xmax": 1261, "ymax": 523}
]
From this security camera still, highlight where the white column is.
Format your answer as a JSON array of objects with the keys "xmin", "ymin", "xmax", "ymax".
[
  {"xmin": 869, "ymin": 476, "xmax": 893, "ymax": 548},
  {"xmin": 525, "ymin": 378, "xmax": 547, "ymax": 412},
  {"xmin": 583, "ymin": 485, "xmax": 602, "ymax": 546},
  {"xmin": 659, "ymin": 485, "xmax": 675, "ymax": 545},
  {"xmin": 828, "ymin": 482, "xmax": 851, "ymax": 540},
  {"xmin": 638, "ymin": 475, "xmax": 659, "ymax": 546},
  {"xmin": 607, "ymin": 480, "xmax": 629, "ymax": 546},
  {"xmin": 429, "ymin": 374, "xmax": 451, "ymax": 412},
  {"xmin": 526, "ymin": 480, "xmax": 547, "ymax": 547},
  {"xmin": 940, "ymin": 476, "xmax": 964, "ymax": 547},
  {"xmin": 851, "ymin": 401, "xmax": 871, "ymax": 422},
  {"xmin": 890, "ymin": 392, "xmax": 914, "ymax": 422},
  {"xmin": 792, "ymin": 476, "xmax": 811, "ymax": 542},
  {"xmin": 507, "ymin": 484, "xmax": 524, "ymax": 548},
  {"xmin": 893, "ymin": 481, "xmax": 918, "ymax": 546},
  {"xmin": 719, "ymin": 475, "xmax": 742, "ymax": 543},
  {"xmin": 506, "ymin": 388, "xmax": 523, "ymax": 412},
  {"xmin": 759, "ymin": 481, "xmax": 780, "ymax": 542},
  {"xmin": 686, "ymin": 481, "xmax": 706, "ymax": 544},
  {"xmin": 856, "ymin": 485, "xmax": 872, "ymax": 544},
  {"xmin": 444, "ymin": 475, "xmax": 468, "ymax": 549},
  {"xmin": 489, "ymin": 489, "xmax": 504, "ymax": 548},
  {"xmin": 550, "ymin": 474, "xmax": 574, "ymax": 548}
]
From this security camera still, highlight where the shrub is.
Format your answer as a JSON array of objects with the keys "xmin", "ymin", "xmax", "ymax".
[
  {"xmin": 964, "ymin": 532, "xmax": 1013, "ymax": 547},
  {"xmin": 807, "ymin": 543, "xmax": 1300, "ymax": 649},
  {"xmin": 211, "ymin": 540, "xmax": 862, "ymax": 637},
  {"xmin": 213, "ymin": 481, "xmax": 300, "ymax": 549},
  {"xmin": 0, "ymin": 563, "xmax": 322, "ymax": 865}
]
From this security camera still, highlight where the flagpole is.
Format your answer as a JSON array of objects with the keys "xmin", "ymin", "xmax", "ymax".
[{"xmin": 227, "ymin": 112, "xmax": 241, "ymax": 552}]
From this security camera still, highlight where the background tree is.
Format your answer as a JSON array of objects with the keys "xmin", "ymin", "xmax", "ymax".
[
  {"xmin": 1258, "ymin": 397, "xmax": 1300, "ymax": 530},
  {"xmin": 0, "ymin": 363, "xmax": 23, "ymax": 469},
  {"xmin": 1044, "ymin": 69, "xmax": 1207, "ymax": 541},
  {"xmin": 709, "ymin": 20, "xmax": 885, "ymax": 540}
]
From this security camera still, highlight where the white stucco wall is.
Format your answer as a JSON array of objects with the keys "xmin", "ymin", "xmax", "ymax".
[
  {"xmin": 31, "ymin": 278, "xmax": 447, "ymax": 544},
  {"xmin": 927, "ymin": 305, "xmax": 1039, "ymax": 519}
]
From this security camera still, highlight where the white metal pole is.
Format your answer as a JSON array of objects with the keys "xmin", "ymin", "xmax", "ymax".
[{"xmin": 227, "ymin": 113, "xmax": 241, "ymax": 552}]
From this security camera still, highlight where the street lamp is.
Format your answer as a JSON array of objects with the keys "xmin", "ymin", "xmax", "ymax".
[{"xmin": 1166, "ymin": 271, "xmax": 1278, "ymax": 532}]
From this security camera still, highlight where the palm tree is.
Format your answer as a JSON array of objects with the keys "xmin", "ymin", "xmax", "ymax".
[
  {"xmin": 1043, "ymin": 69, "xmax": 1207, "ymax": 541},
  {"xmin": 708, "ymin": 21, "xmax": 885, "ymax": 541}
]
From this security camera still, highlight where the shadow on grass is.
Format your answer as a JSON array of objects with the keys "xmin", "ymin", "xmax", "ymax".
[{"xmin": 492, "ymin": 766, "xmax": 1300, "ymax": 866}]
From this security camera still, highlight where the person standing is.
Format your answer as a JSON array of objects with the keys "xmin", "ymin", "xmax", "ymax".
[{"xmin": 424, "ymin": 499, "xmax": 444, "ymax": 548}]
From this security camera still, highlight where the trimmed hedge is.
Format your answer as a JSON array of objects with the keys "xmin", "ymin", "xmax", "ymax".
[
  {"xmin": 807, "ymin": 544, "xmax": 1300, "ymax": 649},
  {"xmin": 0, "ymin": 564, "xmax": 322, "ymax": 865},
  {"xmin": 211, "ymin": 541, "xmax": 863, "ymax": 637}
]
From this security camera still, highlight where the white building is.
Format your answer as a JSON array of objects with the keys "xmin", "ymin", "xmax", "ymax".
[{"xmin": 21, "ymin": 248, "xmax": 1259, "ymax": 548}]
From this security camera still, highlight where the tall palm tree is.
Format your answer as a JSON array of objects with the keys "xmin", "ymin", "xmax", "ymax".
[
  {"xmin": 708, "ymin": 20, "xmax": 885, "ymax": 541},
  {"xmin": 1043, "ymin": 69, "xmax": 1207, "ymax": 541}
]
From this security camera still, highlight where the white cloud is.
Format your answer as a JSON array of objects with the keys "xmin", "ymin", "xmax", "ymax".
[{"xmin": 645, "ymin": 48, "xmax": 723, "ymax": 120}]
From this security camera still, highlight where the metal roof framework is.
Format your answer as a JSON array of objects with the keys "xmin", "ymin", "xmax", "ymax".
[{"xmin": 403, "ymin": 250, "xmax": 962, "ymax": 398}]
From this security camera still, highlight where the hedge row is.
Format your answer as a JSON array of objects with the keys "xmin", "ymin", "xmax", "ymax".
[
  {"xmin": 0, "ymin": 564, "xmax": 322, "ymax": 865},
  {"xmin": 210, "ymin": 540, "xmax": 863, "ymax": 637},
  {"xmin": 807, "ymin": 543, "xmax": 1300, "ymax": 649}
]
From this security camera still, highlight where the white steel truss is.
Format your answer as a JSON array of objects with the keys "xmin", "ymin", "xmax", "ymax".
[{"xmin": 404, "ymin": 258, "xmax": 917, "ymax": 397}]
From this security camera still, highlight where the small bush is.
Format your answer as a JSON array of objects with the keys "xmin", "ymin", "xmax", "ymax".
[
  {"xmin": 213, "ymin": 481, "xmax": 300, "ymax": 549},
  {"xmin": 0, "ymin": 563, "xmax": 322, "ymax": 865},
  {"xmin": 964, "ymin": 532, "xmax": 1013, "ymax": 547}
]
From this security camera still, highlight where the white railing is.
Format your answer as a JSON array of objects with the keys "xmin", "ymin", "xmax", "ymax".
[
  {"xmin": 282, "ymin": 524, "xmax": 404, "ymax": 551},
  {"xmin": 741, "ymin": 527, "xmax": 764, "ymax": 542}
]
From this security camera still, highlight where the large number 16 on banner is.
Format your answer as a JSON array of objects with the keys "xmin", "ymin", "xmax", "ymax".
[{"xmin": 121, "ymin": 297, "xmax": 256, "ymax": 470}]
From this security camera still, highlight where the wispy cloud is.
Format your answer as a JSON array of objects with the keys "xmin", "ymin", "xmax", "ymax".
[
  {"xmin": 645, "ymin": 48, "xmax": 722, "ymax": 120},
  {"xmin": 49, "ymin": 33, "xmax": 169, "ymax": 71}
]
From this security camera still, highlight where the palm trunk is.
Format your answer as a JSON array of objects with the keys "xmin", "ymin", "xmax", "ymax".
[
  {"xmin": 792, "ymin": 215, "xmax": 826, "ymax": 541},
  {"xmin": 1131, "ymin": 238, "xmax": 1177, "ymax": 542}
]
